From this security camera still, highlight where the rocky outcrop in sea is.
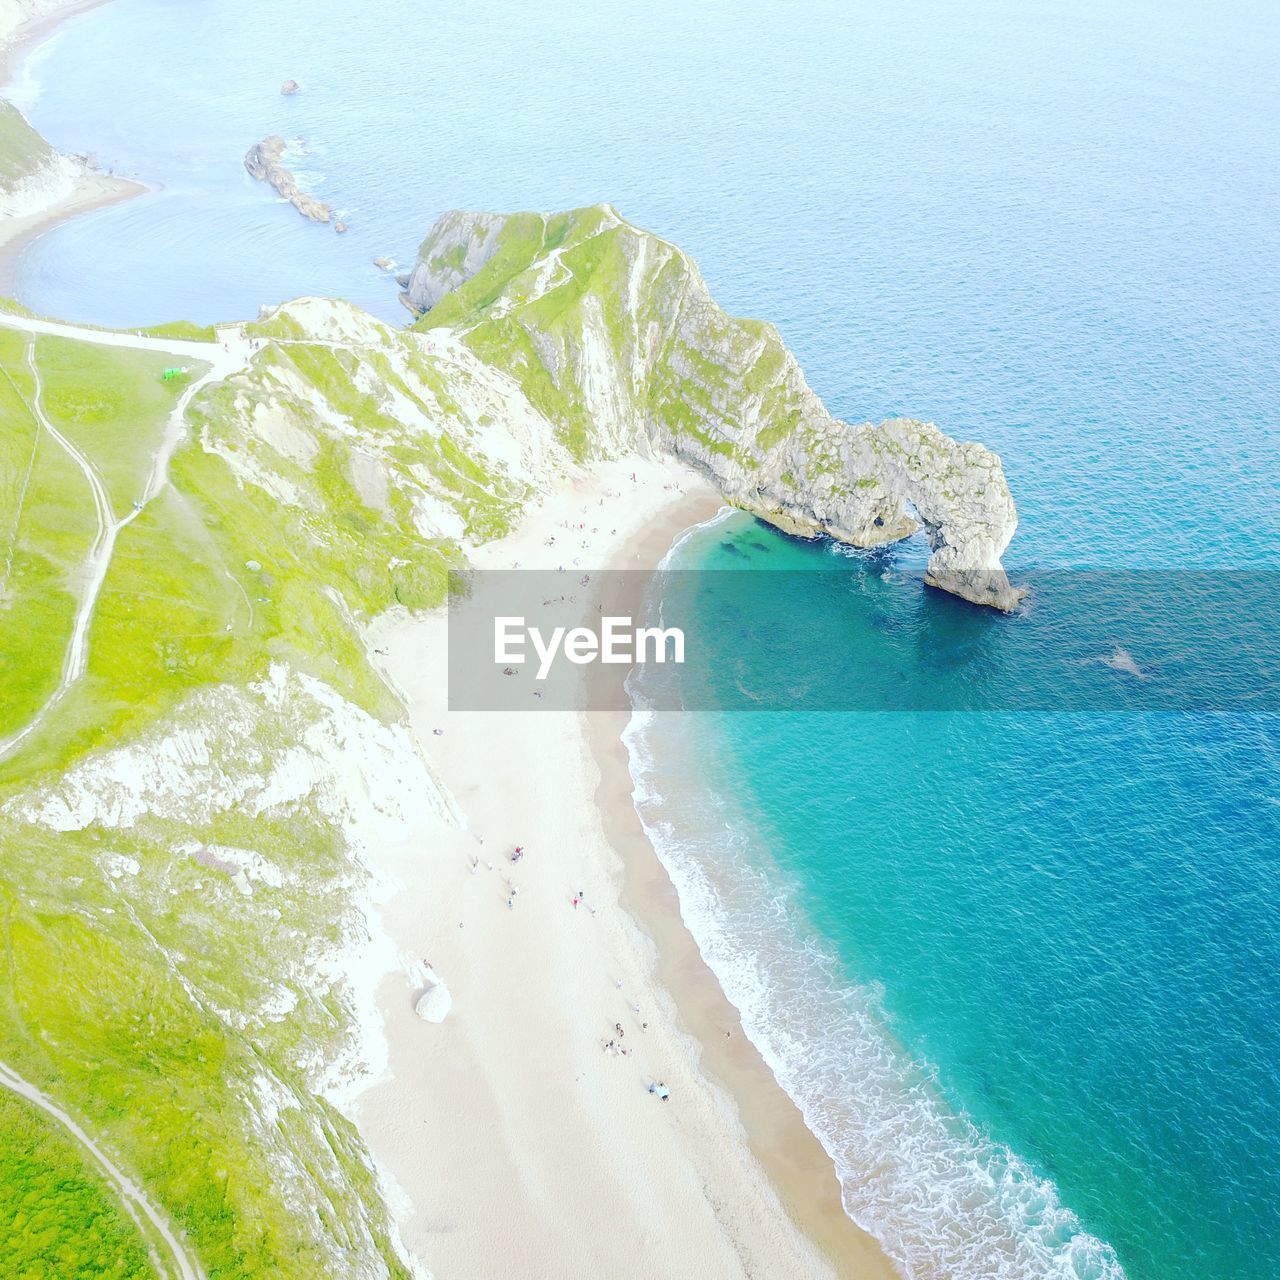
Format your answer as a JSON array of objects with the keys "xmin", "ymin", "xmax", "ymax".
[{"xmin": 244, "ymin": 135, "xmax": 343, "ymax": 230}]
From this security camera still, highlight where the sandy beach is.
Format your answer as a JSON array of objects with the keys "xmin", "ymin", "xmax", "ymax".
[
  {"xmin": 1, "ymin": 5, "xmax": 903, "ymax": 1274},
  {"xmin": 0, "ymin": 168, "xmax": 143, "ymax": 282},
  {"xmin": 0, "ymin": 0, "xmax": 143, "ymax": 284},
  {"xmin": 356, "ymin": 456, "xmax": 902, "ymax": 1280},
  {"xmin": 0, "ymin": 0, "xmax": 112, "ymax": 77}
]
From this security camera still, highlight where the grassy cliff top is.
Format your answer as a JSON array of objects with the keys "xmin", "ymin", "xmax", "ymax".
[{"xmin": 0, "ymin": 100, "xmax": 54, "ymax": 191}]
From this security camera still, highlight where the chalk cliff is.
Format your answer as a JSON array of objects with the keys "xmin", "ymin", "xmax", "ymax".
[
  {"xmin": 0, "ymin": 98, "xmax": 79, "ymax": 217},
  {"xmin": 406, "ymin": 203, "xmax": 1022, "ymax": 609}
]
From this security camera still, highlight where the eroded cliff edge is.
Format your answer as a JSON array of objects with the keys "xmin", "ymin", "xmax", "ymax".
[
  {"xmin": 0, "ymin": 98, "xmax": 80, "ymax": 218},
  {"xmin": 405, "ymin": 203, "xmax": 1023, "ymax": 609}
]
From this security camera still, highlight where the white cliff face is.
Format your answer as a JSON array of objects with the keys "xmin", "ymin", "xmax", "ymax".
[
  {"xmin": 0, "ymin": 146, "xmax": 78, "ymax": 216},
  {"xmin": 406, "ymin": 203, "xmax": 1024, "ymax": 609},
  {"xmin": 0, "ymin": 98, "xmax": 81, "ymax": 216},
  {"xmin": 404, "ymin": 210, "xmax": 508, "ymax": 312},
  {"xmin": 8, "ymin": 664, "xmax": 452, "ymax": 839}
]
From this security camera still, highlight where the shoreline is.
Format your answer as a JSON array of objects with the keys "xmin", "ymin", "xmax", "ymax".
[
  {"xmin": 0, "ymin": 0, "xmax": 144, "ymax": 293},
  {"xmin": 0, "ymin": 4, "xmax": 894, "ymax": 1274},
  {"xmin": 0, "ymin": 169, "xmax": 144, "ymax": 288},
  {"xmin": 0, "ymin": 0, "xmax": 113, "ymax": 80},
  {"xmin": 591, "ymin": 514, "xmax": 901, "ymax": 1280},
  {"xmin": 353, "ymin": 458, "xmax": 902, "ymax": 1279}
]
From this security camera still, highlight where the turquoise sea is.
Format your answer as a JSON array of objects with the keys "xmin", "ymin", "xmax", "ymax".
[{"xmin": 7, "ymin": 1, "xmax": 1280, "ymax": 1277}]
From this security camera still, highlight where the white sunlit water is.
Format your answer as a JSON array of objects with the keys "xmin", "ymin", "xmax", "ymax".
[{"xmin": 6, "ymin": 2, "xmax": 1280, "ymax": 1278}]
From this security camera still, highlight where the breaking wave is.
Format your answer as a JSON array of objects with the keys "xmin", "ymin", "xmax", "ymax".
[{"xmin": 622, "ymin": 695, "xmax": 1125, "ymax": 1280}]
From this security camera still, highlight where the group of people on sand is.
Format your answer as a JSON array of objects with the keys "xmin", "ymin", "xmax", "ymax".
[
  {"xmin": 506, "ymin": 846, "xmax": 526, "ymax": 908},
  {"xmin": 493, "ymin": 841, "xmax": 672, "ymax": 1101}
]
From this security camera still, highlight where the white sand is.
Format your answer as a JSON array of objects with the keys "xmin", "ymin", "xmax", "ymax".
[
  {"xmin": 0, "ymin": 0, "xmax": 143, "ymax": 281},
  {"xmin": 0, "ymin": 0, "xmax": 108, "ymax": 65},
  {"xmin": 0, "ymin": 10, "xmax": 901, "ymax": 1273},
  {"xmin": 0, "ymin": 169, "xmax": 142, "ymax": 264},
  {"xmin": 353, "ymin": 456, "xmax": 869, "ymax": 1279}
]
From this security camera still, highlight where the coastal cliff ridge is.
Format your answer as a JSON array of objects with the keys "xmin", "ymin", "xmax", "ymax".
[{"xmin": 406, "ymin": 202, "xmax": 1023, "ymax": 610}]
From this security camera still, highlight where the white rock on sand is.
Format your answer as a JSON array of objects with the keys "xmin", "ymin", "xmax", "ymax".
[{"xmin": 414, "ymin": 974, "xmax": 451, "ymax": 1023}]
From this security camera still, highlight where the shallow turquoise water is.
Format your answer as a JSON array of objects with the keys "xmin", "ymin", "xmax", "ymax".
[
  {"xmin": 8, "ymin": 1, "xmax": 1280, "ymax": 1276},
  {"xmin": 631, "ymin": 523, "xmax": 1280, "ymax": 1278}
]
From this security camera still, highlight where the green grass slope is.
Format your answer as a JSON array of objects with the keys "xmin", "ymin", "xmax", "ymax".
[
  {"xmin": 0, "ymin": 313, "xmax": 483, "ymax": 1277},
  {"xmin": 0, "ymin": 102, "xmax": 54, "ymax": 193},
  {"xmin": 0, "ymin": 1090, "xmax": 155, "ymax": 1279}
]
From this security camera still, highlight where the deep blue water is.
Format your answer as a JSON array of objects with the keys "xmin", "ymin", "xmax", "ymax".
[{"xmin": 7, "ymin": 1, "xmax": 1280, "ymax": 1277}]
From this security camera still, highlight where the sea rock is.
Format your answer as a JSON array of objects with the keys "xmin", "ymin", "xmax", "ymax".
[
  {"xmin": 373, "ymin": 256, "xmax": 393, "ymax": 270},
  {"xmin": 244, "ymin": 135, "xmax": 332, "ymax": 224},
  {"xmin": 408, "ymin": 203, "xmax": 1024, "ymax": 610},
  {"xmin": 334, "ymin": 220, "xmax": 348, "ymax": 234},
  {"xmin": 414, "ymin": 974, "xmax": 452, "ymax": 1023},
  {"xmin": 281, "ymin": 79, "xmax": 300, "ymax": 95}
]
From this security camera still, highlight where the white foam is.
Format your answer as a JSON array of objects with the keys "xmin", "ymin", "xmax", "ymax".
[{"xmin": 622, "ymin": 694, "xmax": 1126, "ymax": 1280}]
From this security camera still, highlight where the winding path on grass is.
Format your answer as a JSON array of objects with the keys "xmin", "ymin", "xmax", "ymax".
[
  {"xmin": 0, "ymin": 312, "xmax": 252, "ymax": 762},
  {"xmin": 0, "ymin": 1061, "xmax": 206, "ymax": 1280}
]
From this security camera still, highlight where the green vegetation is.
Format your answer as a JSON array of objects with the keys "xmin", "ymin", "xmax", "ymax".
[
  {"xmin": 428, "ymin": 242, "xmax": 466, "ymax": 275},
  {"xmin": 0, "ymin": 804, "xmax": 414, "ymax": 1280},
  {"xmin": 0, "ymin": 297, "xmax": 38, "ymax": 320},
  {"xmin": 414, "ymin": 204, "xmax": 814, "ymax": 472},
  {"xmin": 35, "ymin": 335, "xmax": 191, "ymax": 518},
  {"xmin": 0, "ymin": 1091, "xmax": 155, "ymax": 1279},
  {"xmin": 0, "ymin": 199, "xmax": 859, "ymax": 1280},
  {"xmin": 138, "ymin": 321, "xmax": 218, "ymax": 343},
  {"xmin": 230, "ymin": 330, "xmax": 528, "ymax": 541},
  {"xmin": 0, "ymin": 314, "xmax": 469, "ymax": 1276},
  {"xmin": 0, "ymin": 102, "xmax": 53, "ymax": 192},
  {"xmin": 0, "ymin": 329, "xmax": 98, "ymax": 741}
]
